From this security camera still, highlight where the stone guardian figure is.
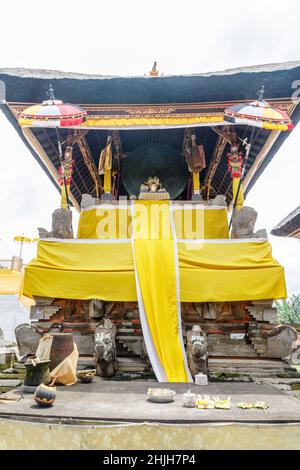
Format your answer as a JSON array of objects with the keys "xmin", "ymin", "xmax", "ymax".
[
  {"xmin": 94, "ymin": 319, "xmax": 118, "ymax": 378},
  {"xmin": 187, "ymin": 325, "xmax": 208, "ymax": 377}
]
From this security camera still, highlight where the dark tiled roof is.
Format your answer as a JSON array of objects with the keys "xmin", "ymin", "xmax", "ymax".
[{"xmin": 271, "ymin": 206, "xmax": 300, "ymax": 237}]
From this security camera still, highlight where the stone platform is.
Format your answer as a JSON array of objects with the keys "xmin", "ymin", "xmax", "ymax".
[
  {"xmin": 1, "ymin": 379, "xmax": 300, "ymax": 449},
  {"xmin": 1, "ymin": 379, "xmax": 300, "ymax": 424}
]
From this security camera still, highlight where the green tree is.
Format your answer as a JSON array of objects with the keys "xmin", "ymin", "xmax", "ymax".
[{"xmin": 274, "ymin": 294, "xmax": 300, "ymax": 323}]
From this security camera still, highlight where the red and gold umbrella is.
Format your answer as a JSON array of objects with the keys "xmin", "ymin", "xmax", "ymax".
[
  {"xmin": 18, "ymin": 85, "xmax": 83, "ymax": 208},
  {"xmin": 224, "ymin": 86, "xmax": 294, "ymax": 131},
  {"xmin": 18, "ymin": 85, "xmax": 86, "ymax": 128},
  {"xmin": 224, "ymin": 87, "xmax": 295, "ymax": 223}
]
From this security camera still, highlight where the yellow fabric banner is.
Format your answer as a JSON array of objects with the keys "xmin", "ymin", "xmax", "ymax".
[
  {"xmin": 232, "ymin": 177, "xmax": 244, "ymax": 210},
  {"xmin": 103, "ymin": 169, "xmax": 112, "ymax": 193},
  {"xmin": 61, "ymin": 184, "xmax": 70, "ymax": 210},
  {"xmin": 131, "ymin": 200, "xmax": 189, "ymax": 382},
  {"xmin": 192, "ymin": 171, "xmax": 200, "ymax": 191},
  {"xmin": 22, "ymin": 239, "xmax": 287, "ymax": 302},
  {"xmin": 77, "ymin": 205, "xmax": 229, "ymax": 239}
]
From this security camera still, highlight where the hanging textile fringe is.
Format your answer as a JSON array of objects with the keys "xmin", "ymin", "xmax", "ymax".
[
  {"xmin": 99, "ymin": 136, "xmax": 113, "ymax": 193},
  {"xmin": 58, "ymin": 146, "xmax": 73, "ymax": 209},
  {"xmin": 227, "ymin": 144, "xmax": 244, "ymax": 210},
  {"xmin": 98, "ymin": 136, "xmax": 112, "ymax": 175},
  {"xmin": 61, "ymin": 184, "xmax": 70, "ymax": 209},
  {"xmin": 232, "ymin": 177, "xmax": 244, "ymax": 210}
]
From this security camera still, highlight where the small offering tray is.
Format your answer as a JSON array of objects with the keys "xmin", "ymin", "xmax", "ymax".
[{"xmin": 147, "ymin": 388, "xmax": 176, "ymax": 403}]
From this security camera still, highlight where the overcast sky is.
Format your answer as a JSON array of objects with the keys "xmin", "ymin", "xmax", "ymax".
[{"xmin": 0, "ymin": 0, "xmax": 299, "ymax": 296}]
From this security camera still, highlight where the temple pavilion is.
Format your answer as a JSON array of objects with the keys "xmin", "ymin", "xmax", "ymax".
[{"xmin": 1, "ymin": 61, "xmax": 300, "ymax": 382}]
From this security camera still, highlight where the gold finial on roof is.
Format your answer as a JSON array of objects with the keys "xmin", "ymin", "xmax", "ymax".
[{"xmin": 150, "ymin": 61, "xmax": 158, "ymax": 77}]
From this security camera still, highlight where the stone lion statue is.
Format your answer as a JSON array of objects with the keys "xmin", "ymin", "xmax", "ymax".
[
  {"xmin": 38, "ymin": 208, "xmax": 73, "ymax": 239},
  {"xmin": 187, "ymin": 325, "xmax": 208, "ymax": 377},
  {"xmin": 231, "ymin": 206, "xmax": 267, "ymax": 239}
]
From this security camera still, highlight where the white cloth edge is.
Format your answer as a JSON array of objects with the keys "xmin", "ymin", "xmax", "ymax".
[{"xmin": 39, "ymin": 237, "xmax": 268, "ymax": 244}]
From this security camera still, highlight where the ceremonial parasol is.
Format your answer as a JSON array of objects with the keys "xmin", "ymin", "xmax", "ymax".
[
  {"xmin": 18, "ymin": 85, "xmax": 86, "ymax": 207},
  {"xmin": 18, "ymin": 85, "xmax": 86, "ymax": 128},
  {"xmin": 13, "ymin": 235, "xmax": 32, "ymax": 258},
  {"xmin": 224, "ymin": 86, "xmax": 294, "ymax": 131},
  {"xmin": 224, "ymin": 87, "xmax": 294, "ymax": 224}
]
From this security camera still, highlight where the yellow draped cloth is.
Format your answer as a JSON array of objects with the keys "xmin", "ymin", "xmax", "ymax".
[
  {"xmin": 36, "ymin": 335, "xmax": 79, "ymax": 386},
  {"xmin": 0, "ymin": 269, "xmax": 23, "ymax": 295},
  {"xmin": 0, "ymin": 269, "xmax": 34, "ymax": 308},
  {"xmin": 22, "ymin": 239, "xmax": 286, "ymax": 302},
  {"xmin": 131, "ymin": 200, "xmax": 191, "ymax": 382}
]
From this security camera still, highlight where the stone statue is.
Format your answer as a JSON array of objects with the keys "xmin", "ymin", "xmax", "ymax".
[
  {"xmin": 38, "ymin": 208, "xmax": 73, "ymax": 239},
  {"xmin": 261, "ymin": 324, "xmax": 298, "ymax": 359},
  {"xmin": 141, "ymin": 176, "xmax": 167, "ymax": 193},
  {"xmin": 94, "ymin": 319, "xmax": 118, "ymax": 377},
  {"xmin": 15, "ymin": 323, "xmax": 43, "ymax": 357},
  {"xmin": 231, "ymin": 206, "xmax": 267, "ymax": 239},
  {"xmin": 81, "ymin": 193, "xmax": 95, "ymax": 209},
  {"xmin": 187, "ymin": 325, "xmax": 208, "ymax": 377}
]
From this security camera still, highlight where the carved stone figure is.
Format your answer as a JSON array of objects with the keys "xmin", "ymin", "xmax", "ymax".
[
  {"xmin": 187, "ymin": 325, "xmax": 208, "ymax": 377},
  {"xmin": 81, "ymin": 193, "xmax": 95, "ymax": 209},
  {"xmin": 94, "ymin": 319, "xmax": 118, "ymax": 377},
  {"xmin": 15, "ymin": 323, "xmax": 43, "ymax": 356},
  {"xmin": 231, "ymin": 206, "xmax": 267, "ymax": 239},
  {"xmin": 261, "ymin": 324, "xmax": 298, "ymax": 358},
  {"xmin": 38, "ymin": 208, "xmax": 73, "ymax": 239}
]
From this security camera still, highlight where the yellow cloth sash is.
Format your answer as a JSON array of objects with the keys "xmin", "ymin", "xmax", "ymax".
[
  {"xmin": 232, "ymin": 177, "xmax": 244, "ymax": 210},
  {"xmin": 22, "ymin": 239, "xmax": 287, "ymax": 302},
  {"xmin": 192, "ymin": 171, "xmax": 200, "ymax": 192},
  {"xmin": 61, "ymin": 184, "xmax": 70, "ymax": 209},
  {"xmin": 131, "ymin": 201, "xmax": 190, "ymax": 382}
]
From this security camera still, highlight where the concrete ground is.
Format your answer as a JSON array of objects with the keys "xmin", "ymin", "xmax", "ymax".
[{"xmin": 1, "ymin": 378, "xmax": 300, "ymax": 424}]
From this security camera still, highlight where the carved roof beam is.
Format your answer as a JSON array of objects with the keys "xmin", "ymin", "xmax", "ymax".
[
  {"xmin": 204, "ymin": 135, "xmax": 227, "ymax": 198},
  {"xmin": 211, "ymin": 126, "xmax": 238, "ymax": 146},
  {"xmin": 71, "ymin": 131, "xmax": 103, "ymax": 197}
]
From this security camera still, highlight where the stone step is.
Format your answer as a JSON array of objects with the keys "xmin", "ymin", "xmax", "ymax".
[
  {"xmin": 117, "ymin": 328, "xmax": 136, "ymax": 334},
  {"xmin": 247, "ymin": 306, "xmax": 278, "ymax": 324},
  {"xmin": 0, "ymin": 379, "xmax": 22, "ymax": 393},
  {"xmin": 117, "ymin": 335, "xmax": 143, "ymax": 341},
  {"xmin": 208, "ymin": 358, "xmax": 287, "ymax": 367},
  {"xmin": 117, "ymin": 357, "xmax": 148, "ymax": 372}
]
